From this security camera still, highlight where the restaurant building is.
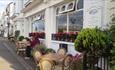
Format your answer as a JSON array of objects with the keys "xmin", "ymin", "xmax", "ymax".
[{"xmin": 15, "ymin": 0, "xmax": 115, "ymax": 54}]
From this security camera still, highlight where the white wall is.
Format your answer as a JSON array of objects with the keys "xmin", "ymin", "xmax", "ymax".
[
  {"xmin": 23, "ymin": 0, "xmax": 64, "ymax": 17},
  {"xmin": 9, "ymin": 3, "xmax": 15, "ymax": 17},
  {"xmin": 15, "ymin": 0, "xmax": 23, "ymax": 14},
  {"xmin": 83, "ymin": 0, "xmax": 104, "ymax": 28},
  {"xmin": 45, "ymin": 6, "xmax": 56, "ymax": 48},
  {"xmin": 83, "ymin": 0, "xmax": 114, "ymax": 29},
  {"xmin": 22, "ymin": 18, "xmax": 28, "ymax": 37}
]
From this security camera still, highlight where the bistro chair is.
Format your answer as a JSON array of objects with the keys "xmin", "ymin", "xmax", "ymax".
[
  {"xmin": 62, "ymin": 54, "xmax": 73, "ymax": 70},
  {"xmin": 57, "ymin": 48, "xmax": 67, "ymax": 56},
  {"xmin": 39, "ymin": 58, "xmax": 56, "ymax": 70},
  {"xmin": 33, "ymin": 50, "xmax": 42, "ymax": 69},
  {"xmin": 16, "ymin": 42, "xmax": 26, "ymax": 56}
]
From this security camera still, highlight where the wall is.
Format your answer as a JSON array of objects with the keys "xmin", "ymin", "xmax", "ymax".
[
  {"xmin": 23, "ymin": 0, "xmax": 64, "ymax": 17},
  {"xmin": 83, "ymin": 0, "xmax": 114, "ymax": 29},
  {"xmin": 15, "ymin": 0, "xmax": 24, "ymax": 14},
  {"xmin": 83, "ymin": 0, "xmax": 104, "ymax": 28}
]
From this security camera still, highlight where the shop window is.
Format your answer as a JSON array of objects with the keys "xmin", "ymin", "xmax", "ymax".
[
  {"xmin": 69, "ymin": 10, "xmax": 83, "ymax": 31},
  {"xmin": 56, "ymin": 0, "xmax": 83, "ymax": 32},
  {"xmin": 56, "ymin": 11, "xmax": 83, "ymax": 32},
  {"xmin": 32, "ymin": 20, "xmax": 45, "ymax": 32},
  {"xmin": 56, "ymin": 14, "xmax": 67, "ymax": 32}
]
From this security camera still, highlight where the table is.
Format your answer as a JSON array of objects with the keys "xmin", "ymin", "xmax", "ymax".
[{"xmin": 39, "ymin": 53, "xmax": 66, "ymax": 70}]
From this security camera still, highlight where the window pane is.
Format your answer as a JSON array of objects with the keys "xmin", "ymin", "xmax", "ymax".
[
  {"xmin": 77, "ymin": 0, "xmax": 83, "ymax": 9},
  {"xmin": 69, "ymin": 10, "xmax": 83, "ymax": 31},
  {"xmin": 61, "ymin": 5, "xmax": 66, "ymax": 11},
  {"xmin": 56, "ymin": 14, "xmax": 67, "ymax": 32},
  {"xmin": 32, "ymin": 20, "xmax": 45, "ymax": 32},
  {"xmin": 67, "ymin": 2, "xmax": 74, "ymax": 10}
]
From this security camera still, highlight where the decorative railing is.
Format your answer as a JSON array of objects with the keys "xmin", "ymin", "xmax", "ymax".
[
  {"xmin": 29, "ymin": 32, "xmax": 45, "ymax": 39},
  {"xmin": 52, "ymin": 32, "xmax": 78, "ymax": 42},
  {"xmin": 83, "ymin": 51, "xmax": 111, "ymax": 70}
]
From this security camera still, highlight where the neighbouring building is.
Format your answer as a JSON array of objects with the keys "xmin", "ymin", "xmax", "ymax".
[
  {"xmin": 12, "ymin": 0, "xmax": 115, "ymax": 55},
  {"xmin": 2, "ymin": 2, "xmax": 15, "ymax": 37}
]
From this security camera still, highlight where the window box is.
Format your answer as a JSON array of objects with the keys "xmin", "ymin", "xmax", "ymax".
[
  {"xmin": 29, "ymin": 32, "xmax": 45, "ymax": 39},
  {"xmin": 52, "ymin": 32, "xmax": 78, "ymax": 42}
]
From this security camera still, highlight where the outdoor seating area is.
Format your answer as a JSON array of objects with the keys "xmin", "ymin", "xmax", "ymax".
[
  {"xmin": 5, "ymin": 23, "xmax": 114, "ymax": 70},
  {"xmin": 9, "ymin": 27, "xmax": 114, "ymax": 70},
  {"xmin": 11, "ymin": 35, "xmax": 83, "ymax": 70}
]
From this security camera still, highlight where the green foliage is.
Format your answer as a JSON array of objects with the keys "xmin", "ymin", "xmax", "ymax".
[
  {"xmin": 110, "ymin": 16, "xmax": 115, "ymax": 70},
  {"xmin": 18, "ymin": 36, "xmax": 24, "ymax": 41},
  {"xmin": 74, "ymin": 28, "xmax": 112, "ymax": 56},
  {"xmin": 45, "ymin": 48, "xmax": 55, "ymax": 54},
  {"xmin": 112, "ymin": 17, "xmax": 115, "ymax": 21},
  {"xmin": 72, "ymin": 60, "xmax": 83, "ymax": 70},
  {"xmin": 33, "ymin": 44, "xmax": 46, "ymax": 54},
  {"xmin": 110, "ymin": 17, "xmax": 115, "ymax": 41}
]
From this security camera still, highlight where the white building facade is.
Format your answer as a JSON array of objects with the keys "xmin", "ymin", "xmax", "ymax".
[{"xmin": 13, "ymin": 0, "xmax": 115, "ymax": 55}]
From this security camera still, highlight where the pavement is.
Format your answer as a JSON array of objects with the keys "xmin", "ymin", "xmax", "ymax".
[{"xmin": 0, "ymin": 37, "xmax": 36, "ymax": 70}]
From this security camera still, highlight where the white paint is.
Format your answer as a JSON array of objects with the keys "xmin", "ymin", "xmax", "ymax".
[
  {"xmin": 15, "ymin": 0, "xmax": 24, "ymax": 14},
  {"xmin": 83, "ymin": 0, "xmax": 103, "ymax": 28}
]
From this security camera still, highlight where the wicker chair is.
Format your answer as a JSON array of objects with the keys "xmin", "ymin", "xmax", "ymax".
[
  {"xmin": 39, "ymin": 58, "xmax": 56, "ymax": 70},
  {"xmin": 16, "ymin": 42, "xmax": 26, "ymax": 55},
  {"xmin": 62, "ymin": 54, "xmax": 73, "ymax": 70},
  {"xmin": 57, "ymin": 48, "xmax": 67, "ymax": 56},
  {"xmin": 33, "ymin": 51, "xmax": 42, "ymax": 69}
]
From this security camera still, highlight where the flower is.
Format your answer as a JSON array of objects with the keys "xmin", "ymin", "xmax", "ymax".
[{"xmin": 29, "ymin": 32, "xmax": 45, "ymax": 39}]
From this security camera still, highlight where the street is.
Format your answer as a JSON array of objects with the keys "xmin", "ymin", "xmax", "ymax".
[{"xmin": 0, "ymin": 37, "xmax": 33, "ymax": 70}]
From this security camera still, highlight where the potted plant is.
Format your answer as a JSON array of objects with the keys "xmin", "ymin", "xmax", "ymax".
[
  {"xmin": 15, "ymin": 30, "xmax": 20, "ymax": 40},
  {"xmin": 33, "ymin": 44, "xmax": 47, "ymax": 55},
  {"xmin": 18, "ymin": 36, "xmax": 24, "ymax": 41},
  {"xmin": 74, "ymin": 28, "xmax": 112, "ymax": 70},
  {"xmin": 45, "ymin": 48, "xmax": 55, "ymax": 54}
]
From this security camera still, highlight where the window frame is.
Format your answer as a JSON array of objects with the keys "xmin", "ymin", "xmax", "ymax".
[{"xmin": 56, "ymin": 0, "xmax": 83, "ymax": 32}]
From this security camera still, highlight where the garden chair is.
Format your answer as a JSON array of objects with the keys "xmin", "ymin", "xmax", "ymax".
[
  {"xmin": 39, "ymin": 58, "xmax": 56, "ymax": 70},
  {"xmin": 33, "ymin": 50, "xmax": 42, "ymax": 69},
  {"xmin": 16, "ymin": 42, "xmax": 27, "ymax": 56},
  {"xmin": 62, "ymin": 54, "xmax": 73, "ymax": 70},
  {"xmin": 57, "ymin": 48, "xmax": 67, "ymax": 56}
]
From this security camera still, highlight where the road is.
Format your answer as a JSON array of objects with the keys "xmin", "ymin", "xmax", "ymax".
[{"xmin": 0, "ymin": 37, "xmax": 33, "ymax": 70}]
